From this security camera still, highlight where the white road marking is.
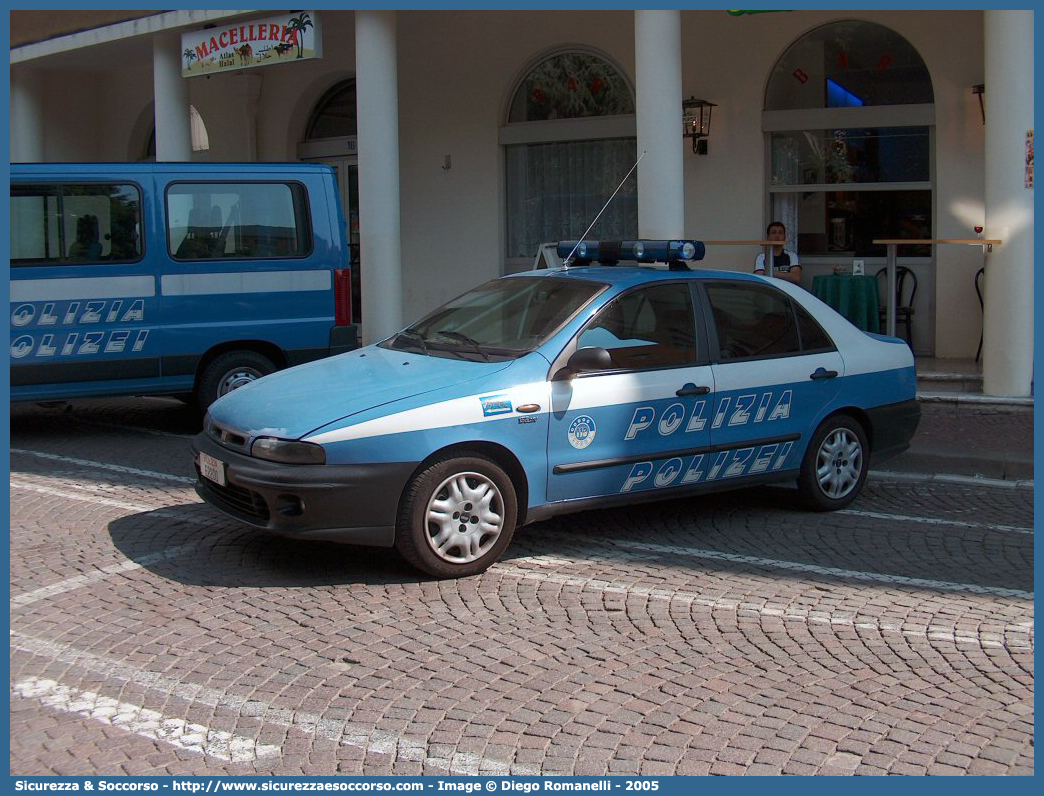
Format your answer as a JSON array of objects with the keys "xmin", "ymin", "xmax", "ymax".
[
  {"xmin": 11, "ymin": 448, "xmax": 194, "ymax": 484},
  {"xmin": 494, "ymin": 558, "xmax": 1034, "ymax": 651},
  {"xmin": 10, "ymin": 473, "xmax": 1033, "ymax": 614},
  {"xmin": 10, "ymin": 632, "xmax": 539, "ymax": 776},
  {"xmin": 608, "ymin": 539, "xmax": 1035, "ymax": 601},
  {"xmin": 840, "ymin": 508, "xmax": 1033, "ymax": 535},
  {"xmin": 9, "ymin": 478, "xmax": 206, "ymax": 611},
  {"xmin": 12, "ymin": 676, "xmax": 281, "ymax": 763},
  {"xmin": 10, "ymin": 478, "xmax": 198, "ymax": 515},
  {"xmin": 10, "ymin": 542, "xmax": 203, "ymax": 609}
]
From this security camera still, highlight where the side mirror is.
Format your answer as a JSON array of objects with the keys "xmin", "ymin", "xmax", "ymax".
[{"xmin": 552, "ymin": 346, "xmax": 613, "ymax": 381}]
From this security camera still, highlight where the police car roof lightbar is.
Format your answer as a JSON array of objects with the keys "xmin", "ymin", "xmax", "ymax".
[
  {"xmin": 555, "ymin": 239, "xmax": 707, "ymax": 270},
  {"xmin": 561, "ymin": 149, "xmax": 646, "ymax": 267}
]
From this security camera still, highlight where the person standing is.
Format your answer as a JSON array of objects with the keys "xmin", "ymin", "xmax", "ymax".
[{"xmin": 754, "ymin": 221, "xmax": 801, "ymax": 284}]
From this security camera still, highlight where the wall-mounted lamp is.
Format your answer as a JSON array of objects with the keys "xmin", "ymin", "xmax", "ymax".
[
  {"xmin": 682, "ymin": 96, "xmax": 716, "ymax": 155},
  {"xmin": 972, "ymin": 84, "xmax": 985, "ymax": 125}
]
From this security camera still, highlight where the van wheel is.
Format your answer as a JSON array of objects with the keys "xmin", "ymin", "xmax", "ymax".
[
  {"xmin": 197, "ymin": 350, "xmax": 275, "ymax": 410},
  {"xmin": 395, "ymin": 454, "xmax": 517, "ymax": 579},
  {"xmin": 797, "ymin": 414, "xmax": 869, "ymax": 511}
]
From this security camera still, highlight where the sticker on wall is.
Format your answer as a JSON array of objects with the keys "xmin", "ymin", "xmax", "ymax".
[
  {"xmin": 568, "ymin": 415, "xmax": 597, "ymax": 450},
  {"xmin": 1026, "ymin": 130, "xmax": 1034, "ymax": 189}
]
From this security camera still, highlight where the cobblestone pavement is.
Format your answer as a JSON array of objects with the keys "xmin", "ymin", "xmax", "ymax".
[{"xmin": 9, "ymin": 398, "xmax": 1034, "ymax": 776}]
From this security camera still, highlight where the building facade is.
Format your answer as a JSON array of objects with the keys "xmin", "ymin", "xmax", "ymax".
[{"xmin": 10, "ymin": 9, "xmax": 1034, "ymax": 395}]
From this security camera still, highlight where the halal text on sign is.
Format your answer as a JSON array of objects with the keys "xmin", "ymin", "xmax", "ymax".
[{"xmin": 181, "ymin": 11, "xmax": 321, "ymax": 78}]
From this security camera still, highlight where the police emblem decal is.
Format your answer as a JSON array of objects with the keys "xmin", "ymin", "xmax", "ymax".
[{"xmin": 567, "ymin": 415, "xmax": 597, "ymax": 450}]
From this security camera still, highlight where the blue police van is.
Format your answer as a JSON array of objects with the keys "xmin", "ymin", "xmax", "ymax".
[
  {"xmin": 10, "ymin": 162, "xmax": 357, "ymax": 409},
  {"xmin": 193, "ymin": 239, "xmax": 920, "ymax": 579}
]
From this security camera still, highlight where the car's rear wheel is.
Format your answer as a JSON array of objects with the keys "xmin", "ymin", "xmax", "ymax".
[
  {"xmin": 797, "ymin": 414, "xmax": 869, "ymax": 511},
  {"xmin": 395, "ymin": 454, "xmax": 517, "ymax": 578},
  {"xmin": 197, "ymin": 350, "xmax": 276, "ymax": 410}
]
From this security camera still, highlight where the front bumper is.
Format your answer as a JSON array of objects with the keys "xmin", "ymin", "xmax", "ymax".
[
  {"xmin": 191, "ymin": 432, "xmax": 417, "ymax": 546},
  {"xmin": 867, "ymin": 398, "xmax": 921, "ymax": 465}
]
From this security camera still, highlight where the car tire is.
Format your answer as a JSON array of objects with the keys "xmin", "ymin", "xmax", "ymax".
[
  {"xmin": 197, "ymin": 350, "xmax": 276, "ymax": 411},
  {"xmin": 395, "ymin": 454, "xmax": 518, "ymax": 579},
  {"xmin": 797, "ymin": 414, "xmax": 869, "ymax": 511}
]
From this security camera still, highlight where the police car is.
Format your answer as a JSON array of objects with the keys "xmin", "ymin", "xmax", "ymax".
[{"xmin": 193, "ymin": 239, "xmax": 920, "ymax": 578}]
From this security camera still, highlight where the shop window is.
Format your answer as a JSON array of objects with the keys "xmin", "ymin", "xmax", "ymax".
[
  {"xmin": 764, "ymin": 22, "xmax": 934, "ymax": 258},
  {"xmin": 504, "ymin": 51, "xmax": 637, "ymax": 265}
]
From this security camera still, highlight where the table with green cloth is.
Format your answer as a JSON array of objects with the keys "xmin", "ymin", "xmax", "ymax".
[{"xmin": 811, "ymin": 274, "xmax": 881, "ymax": 333}]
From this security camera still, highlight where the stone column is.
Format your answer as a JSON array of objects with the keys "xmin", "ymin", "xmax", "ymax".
[
  {"xmin": 634, "ymin": 10, "xmax": 685, "ymax": 238},
  {"xmin": 153, "ymin": 33, "xmax": 192, "ymax": 162},
  {"xmin": 982, "ymin": 10, "xmax": 1034, "ymax": 396},
  {"xmin": 355, "ymin": 10, "xmax": 403, "ymax": 343},
  {"xmin": 11, "ymin": 67, "xmax": 44, "ymax": 162}
]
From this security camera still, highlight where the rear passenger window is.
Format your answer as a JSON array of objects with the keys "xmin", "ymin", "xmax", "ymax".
[
  {"xmin": 795, "ymin": 301, "xmax": 835, "ymax": 352},
  {"xmin": 167, "ymin": 183, "xmax": 311, "ymax": 260},
  {"xmin": 10, "ymin": 183, "xmax": 142, "ymax": 265},
  {"xmin": 706, "ymin": 282, "xmax": 804, "ymax": 360}
]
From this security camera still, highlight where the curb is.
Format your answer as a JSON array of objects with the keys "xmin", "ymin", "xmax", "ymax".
[
  {"xmin": 917, "ymin": 391, "xmax": 1034, "ymax": 411},
  {"xmin": 869, "ymin": 469, "xmax": 1034, "ymax": 491}
]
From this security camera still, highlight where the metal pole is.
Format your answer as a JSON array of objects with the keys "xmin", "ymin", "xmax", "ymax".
[
  {"xmin": 767, "ymin": 246, "xmax": 774, "ymax": 278},
  {"xmin": 886, "ymin": 243, "xmax": 897, "ymax": 338}
]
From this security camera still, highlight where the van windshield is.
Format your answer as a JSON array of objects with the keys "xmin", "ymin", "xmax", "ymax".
[{"xmin": 382, "ymin": 276, "xmax": 603, "ymax": 362}]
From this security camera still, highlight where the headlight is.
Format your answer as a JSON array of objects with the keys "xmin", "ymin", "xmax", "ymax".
[{"xmin": 250, "ymin": 437, "xmax": 326, "ymax": 464}]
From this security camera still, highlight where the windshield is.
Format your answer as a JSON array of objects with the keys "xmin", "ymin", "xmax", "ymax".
[{"xmin": 383, "ymin": 276, "xmax": 604, "ymax": 361}]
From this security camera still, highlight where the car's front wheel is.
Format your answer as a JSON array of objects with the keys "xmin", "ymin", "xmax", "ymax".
[
  {"xmin": 797, "ymin": 414, "xmax": 869, "ymax": 511},
  {"xmin": 395, "ymin": 454, "xmax": 517, "ymax": 578}
]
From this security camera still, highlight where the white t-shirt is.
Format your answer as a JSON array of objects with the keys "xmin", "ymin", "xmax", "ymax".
[{"xmin": 754, "ymin": 249, "xmax": 799, "ymax": 274}]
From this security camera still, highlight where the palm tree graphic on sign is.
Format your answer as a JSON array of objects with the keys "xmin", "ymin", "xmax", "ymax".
[
  {"xmin": 287, "ymin": 13, "xmax": 313, "ymax": 59},
  {"xmin": 183, "ymin": 48, "xmax": 197, "ymax": 69}
]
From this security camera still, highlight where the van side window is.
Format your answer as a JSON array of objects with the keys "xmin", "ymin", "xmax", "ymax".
[
  {"xmin": 167, "ymin": 183, "xmax": 312, "ymax": 260},
  {"xmin": 10, "ymin": 183, "xmax": 143, "ymax": 265}
]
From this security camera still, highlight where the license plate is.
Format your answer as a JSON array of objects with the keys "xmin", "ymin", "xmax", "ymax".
[{"xmin": 199, "ymin": 452, "xmax": 227, "ymax": 486}]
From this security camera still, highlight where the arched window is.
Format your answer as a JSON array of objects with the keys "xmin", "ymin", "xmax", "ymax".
[
  {"xmin": 305, "ymin": 79, "xmax": 357, "ymax": 140},
  {"xmin": 508, "ymin": 52, "xmax": 635, "ymax": 122},
  {"xmin": 766, "ymin": 20, "xmax": 933, "ymax": 110},
  {"xmin": 502, "ymin": 50, "xmax": 637, "ymax": 270},
  {"xmin": 145, "ymin": 105, "xmax": 210, "ymax": 159},
  {"xmin": 764, "ymin": 21, "xmax": 934, "ymax": 260}
]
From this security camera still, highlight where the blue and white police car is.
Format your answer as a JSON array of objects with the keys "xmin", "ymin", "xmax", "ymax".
[{"xmin": 193, "ymin": 240, "xmax": 920, "ymax": 578}]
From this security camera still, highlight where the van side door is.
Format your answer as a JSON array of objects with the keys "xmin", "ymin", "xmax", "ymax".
[{"xmin": 157, "ymin": 170, "xmax": 341, "ymax": 401}]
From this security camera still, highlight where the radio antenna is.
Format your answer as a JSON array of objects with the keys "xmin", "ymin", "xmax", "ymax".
[{"xmin": 562, "ymin": 149, "xmax": 646, "ymax": 267}]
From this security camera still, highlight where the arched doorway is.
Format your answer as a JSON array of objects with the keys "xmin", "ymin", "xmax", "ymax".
[
  {"xmin": 297, "ymin": 79, "xmax": 362, "ymax": 323},
  {"xmin": 763, "ymin": 20, "xmax": 936, "ymax": 354}
]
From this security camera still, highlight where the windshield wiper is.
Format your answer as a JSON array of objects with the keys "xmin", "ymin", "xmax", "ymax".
[
  {"xmin": 435, "ymin": 329, "xmax": 491, "ymax": 362},
  {"xmin": 395, "ymin": 328, "xmax": 430, "ymax": 354}
]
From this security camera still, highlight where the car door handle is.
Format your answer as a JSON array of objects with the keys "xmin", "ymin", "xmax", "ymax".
[
  {"xmin": 677, "ymin": 383, "xmax": 711, "ymax": 396},
  {"xmin": 810, "ymin": 368, "xmax": 838, "ymax": 380}
]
